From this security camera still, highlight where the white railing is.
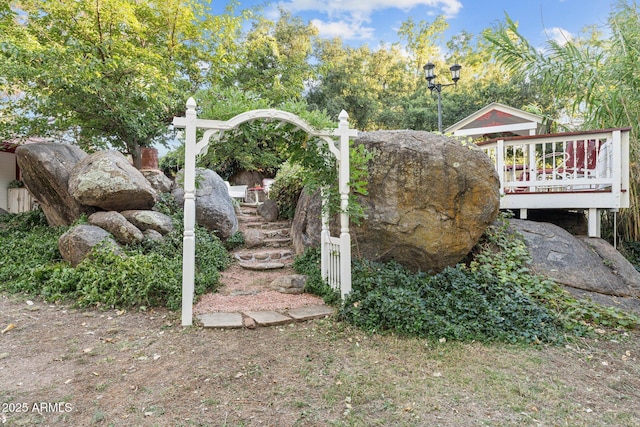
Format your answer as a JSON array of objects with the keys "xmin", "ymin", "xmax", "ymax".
[
  {"xmin": 477, "ymin": 128, "xmax": 631, "ymax": 237},
  {"xmin": 321, "ymin": 235, "xmax": 342, "ymax": 290}
]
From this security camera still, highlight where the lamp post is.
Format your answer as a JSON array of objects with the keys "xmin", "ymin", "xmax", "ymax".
[{"xmin": 423, "ymin": 62, "xmax": 462, "ymax": 133}]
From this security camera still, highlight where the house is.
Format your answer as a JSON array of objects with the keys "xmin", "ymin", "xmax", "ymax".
[
  {"xmin": 0, "ymin": 138, "xmax": 42, "ymax": 213},
  {"xmin": 447, "ymin": 103, "xmax": 630, "ymax": 238},
  {"xmin": 445, "ymin": 102, "xmax": 547, "ymax": 138}
]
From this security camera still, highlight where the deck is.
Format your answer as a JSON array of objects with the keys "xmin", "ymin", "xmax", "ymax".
[{"xmin": 476, "ymin": 127, "xmax": 631, "ymax": 237}]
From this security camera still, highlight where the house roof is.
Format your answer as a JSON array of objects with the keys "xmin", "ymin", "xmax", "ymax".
[
  {"xmin": 0, "ymin": 137, "xmax": 48, "ymax": 153},
  {"xmin": 445, "ymin": 102, "xmax": 545, "ymax": 138}
]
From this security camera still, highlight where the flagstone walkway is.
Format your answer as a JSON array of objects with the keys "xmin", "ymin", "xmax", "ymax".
[{"xmin": 194, "ymin": 203, "xmax": 334, "ymax": 328}]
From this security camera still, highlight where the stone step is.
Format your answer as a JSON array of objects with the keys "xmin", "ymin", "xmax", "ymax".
[
  {"xmin": 237, "ymin": 261, "xmax": 286, "ymax": 270},
  {"xmin": 244, "ymin": 221, "xmax": 291, "ymax": 230},
  {"xmin": 197, "ymin": 305, "xmax": 335, "ymax": 328},
  {"xmin": 263, "ymin": 237, "xmax": 292, "ymax": 248},
  {"xmin": 234, "ymin": 249, "xmax": 294, "ymax": 264},
  {"xmin": 262, "ymin": 228, "xmax": 290, "ymax": 239}
]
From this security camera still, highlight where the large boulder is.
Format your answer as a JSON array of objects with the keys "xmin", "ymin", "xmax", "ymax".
[
  {"xmin": 121, "ymin": 210, "xmax": 174, "ymax": 235},
  {"xmin": 291, "ymin": 187, "xmax": 330, "ymax": 255},
  {"xmin": 172, "ymin": 168, "xmax": 238, "ymax": 239},
  {"xmin": 292, "ymin": 131, "xmax": 500, "ymax": 272},
  {"xmin": 352, "ymin": 131, "xmax": 500, "ymax": 271},
  {"xmin": 68, "ymin": 150, "xmax": 157, "ymax": 211},
  {"xmin": 15, "ymin": 142, "xmax": 93, "ymax": 226},
  {"xmin": 58, "ymin": 224, "xmax": 120, "ymax": 267},
  {"xmin": 141, "ymin": 169, "xmax": 173, "ymax": 194},
  {"xmin": 509, "ymin": 219, "xmax": 640, "ymax": 298},
  {"xmin": 88, "ymin": 211, "xmax": 144, "ymax": 245}
]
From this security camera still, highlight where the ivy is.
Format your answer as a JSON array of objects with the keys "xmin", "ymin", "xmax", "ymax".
[
  {"xmin": 0, "ymin": 204, "xmax": 228, "ymax": 310},
  {"xmin": 297, "ymin": 213, "xmax": 638, "ymax": 344}
]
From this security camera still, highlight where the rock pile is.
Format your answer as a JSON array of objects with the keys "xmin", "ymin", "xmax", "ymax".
[{"xmin": 16, "ymin": 142, "xmax": 237, "ymax": 266}]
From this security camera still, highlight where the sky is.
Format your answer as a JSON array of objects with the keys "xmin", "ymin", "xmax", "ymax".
[{"xmin": 221, "ymin": 0, "xmax": 616, "ymax": 49}]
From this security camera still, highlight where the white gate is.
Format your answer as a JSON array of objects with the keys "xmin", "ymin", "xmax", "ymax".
[{"xmin": 173, "ymin": 98, "xmax": 357, "ymax": 326}]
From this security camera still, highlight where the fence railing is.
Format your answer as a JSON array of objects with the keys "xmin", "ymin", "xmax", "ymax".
[{"xmin": 476, "ymin": 127, "xmax": 631, "ymax": 237}]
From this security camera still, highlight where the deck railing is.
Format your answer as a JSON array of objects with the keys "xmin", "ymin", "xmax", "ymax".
[{"xmin": 476, "ymin": 128, "xmax": 631, "ymax": 237}]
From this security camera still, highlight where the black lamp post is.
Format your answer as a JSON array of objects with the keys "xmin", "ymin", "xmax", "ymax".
[{"xmin": 423, "ymin": 62, "xmax": 462, "ymax": 133}]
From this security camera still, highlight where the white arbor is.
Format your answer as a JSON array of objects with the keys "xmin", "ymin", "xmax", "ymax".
[{"xmin": 172, "ymin": 98, "xmax": 357, "ymax": 326}]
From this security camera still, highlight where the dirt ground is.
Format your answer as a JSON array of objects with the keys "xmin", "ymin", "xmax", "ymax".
[{"xmin": 1, "ymin": 292, "xmax": 639, "ymax": 427}]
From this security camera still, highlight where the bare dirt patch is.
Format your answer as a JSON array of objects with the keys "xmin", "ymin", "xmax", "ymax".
[
  {"xmin": 194, "ymin": 263, "xmax": 324, "ymax": 314},
  {"xmin": 1, "ymin": 293, "xmax": 639, "ymax": 427}
]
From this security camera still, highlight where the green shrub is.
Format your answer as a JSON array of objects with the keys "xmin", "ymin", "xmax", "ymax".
[
  {"xmin": 0, "ymin": 205, "xmax": 229, "ymax": 310},
  {"xmin": 293, "ymin": 247, "xmax": 340, "ymax": 305},
  {"xmin": 270, "ymin": 161, "xmax": 306, "ymax": 219},
  {"xmin": 298, "ymin": 214, "xmax": 638, "ymax": 344},
  {"xmin": 224, "ymin": 231, "xmax": 245, "ymax": 251},
  {"xmin": 340, "ymin": 259, "xmax": 563, "ymax": 344}
]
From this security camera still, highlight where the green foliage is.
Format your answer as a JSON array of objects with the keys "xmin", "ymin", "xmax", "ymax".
[
  {"xmin": 224, "ymin": 231, "xmax": 245, "ymax": 251},
  {"xmin": 340, "ymin": 259, "xmax": 563, "ymax": 344},
  {"xmin": 0, "ymin": 204, "xmax": 228, "ymax": 310},
  {"xmin": 0, "ymin": 210, "xmax": 62, "ymax": 292},
  {"xmin": 270, "ymin": 162, "xmax": 306, "ymax": 219},
  {"xmin": 0, "ymin": 0, "xmax": 247, "ymax": 164},
  {"xmin": 292, "ymin": 248, "xmax": 340, "ymax": 306},
  {"xmin": 298, "ymin": 214, "xmax": 638, "ymax": 344}
]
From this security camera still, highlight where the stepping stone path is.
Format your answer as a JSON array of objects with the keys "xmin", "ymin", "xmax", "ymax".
[{"xmin": 195, "ymin": 203, "xmax": 334, "ymax": 328}]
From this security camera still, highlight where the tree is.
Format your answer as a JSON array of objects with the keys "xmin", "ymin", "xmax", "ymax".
[
  {"xmin": 231, "ymin": 9, "xmax": 317, "ymax": 104},
  {"xmin": 0, "ymin": 0, "xmax": 246, "ymax": 167},
  {"xmin": 485, "ymin": 1, "xmax": 640, "ymax": 241}
]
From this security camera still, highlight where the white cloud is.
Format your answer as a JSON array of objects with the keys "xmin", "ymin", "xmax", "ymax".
[
  {"xmin": 311, "ymin": 19, "xmax": 375, "ymax": 40},
  {"xmin": 278, "ymin": 0, "xmax": 462, "ymax": 40},
  {"xmin": 545, "ymin": 27, "xmax": 573, "ymax": 45}
]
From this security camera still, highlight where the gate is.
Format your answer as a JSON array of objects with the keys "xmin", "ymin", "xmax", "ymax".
[{"xmin": 173, "ymin": 98, "xmax": 357, "ymax": 326}]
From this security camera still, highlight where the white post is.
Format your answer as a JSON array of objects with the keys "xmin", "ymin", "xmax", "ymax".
[
  {"xmin": 181, "ymin": 98, "xmax": 197, "ymax": 326},
  {"xmin": 337, "ymin": 110, "xmax": 352, "ymax": 298},
  {"xmin": 496, "ymin": 139, "xmax": 505, "ymax": 195},
  {"xmin": 588, "ymin": 208, "xmax": 601, "ymax": 238},
  {"xmin": 320, "ymin": 187, "xmax": 330, "ymax": 284}
]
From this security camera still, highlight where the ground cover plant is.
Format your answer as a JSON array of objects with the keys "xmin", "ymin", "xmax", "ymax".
[
  {"xmin": 0, "ymin": 196, "xmax": 228, "ymax": 310},
  {"xmin": 295, "ymin": 216, "xmax": 639, "ymax": 344}
]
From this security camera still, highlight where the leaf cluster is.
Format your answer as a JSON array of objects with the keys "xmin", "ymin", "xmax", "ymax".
[
  {"xmin": 296, "ymin": 214, "xmax": 638, "ymax": 344},
  {"xmin": 0, "ymin": 202, "xmax": 229, "ymax": 311}
]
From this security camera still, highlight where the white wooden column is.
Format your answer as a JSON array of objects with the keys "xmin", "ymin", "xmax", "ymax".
[
  {"xmin": 174, "ymin": 98, "xmax": 198, "ymax": 326},
  {"xmin": 337, "ymin": 110, "xmax": 352, "ymax": 298}
]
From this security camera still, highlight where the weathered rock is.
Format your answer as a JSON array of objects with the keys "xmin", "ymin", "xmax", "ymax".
[
  {"xmin": 121, "ymin": 210, "xmax": 174, "ymax": 235},
  {"xmin": 258, "ymin": 199, "xmax": 279, "ymax": 222},
  {"xmin": 58, "ymin": 224, "xmax": 120, "ymax": 267},
  {"xmin": 15, "ymin": 142, "xmax": 93, "ymax": 226},
  {"xmin": 269, "ymin": 274, "xmax": 307, "ymax": 294},
  {"xmin": 88, "ymin": 211, "xmax": 144, "ymax": 245},
  {"xmin": 143, "ymin": 229, "xmax": 164, "ymax": 243},
  {"xmin": 229, "ymin": 169, "xmax": 266, "ymax": 188},
  {"xmin": 291, "ymin": 188, "xmax": 325, "ymax": 255},
  {"xmin": 509, "ymin": 219, "xmax": 640, "ymax": 298},
  {"xmin": 292, "ymin": 131, "xmax": 501, "ymax": 272},
  {"xmin": 172, "ymin": 168, "xmax": 238, "ymax": 239},
  {"xmin": 243, "ymin": 228, "xmax": 264, "ymax": 249},
  {"xmin": 69, "ymin": 150, "xmax": 157, "ymax": 211},
  {"xmin": 141, "ymin": 169, "xmax": 173, "ymax": 194}
]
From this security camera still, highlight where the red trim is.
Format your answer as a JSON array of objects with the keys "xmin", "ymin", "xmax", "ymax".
[{"xmin": 476, "ymin": 127, "xmax": 632, "ymax": 146}]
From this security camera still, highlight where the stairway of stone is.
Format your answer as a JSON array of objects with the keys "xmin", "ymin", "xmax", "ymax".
[
  {"xmin": 233, "ymin": 204, "xmax": 296, "ymax": 270},
  {"xmin": 194, "ymin": 203, "xmax": 333, "ymax": 329}
]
